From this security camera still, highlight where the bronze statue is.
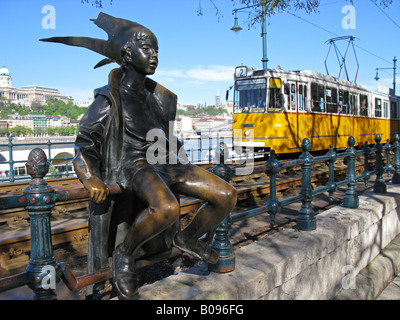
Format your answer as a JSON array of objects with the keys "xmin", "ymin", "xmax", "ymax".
[{"xmin": 41, "ymin": 12, "xmax": 237, "ymax": 299}]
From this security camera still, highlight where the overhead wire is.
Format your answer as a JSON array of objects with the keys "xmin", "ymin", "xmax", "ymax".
[
  {"xmin": 370, "ymin": 0, "xmax": 400, "ymax": 31},
  {"xmin": 285, "ymin": 11, "xmax": 393, "ymax": 66}
]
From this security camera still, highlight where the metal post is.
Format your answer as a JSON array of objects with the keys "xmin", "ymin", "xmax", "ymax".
[
  {"xmin": 8, "ymin": 136, "xmax": 14, "ymax": 183},
  {"xmin": 208, "ymin": 135, "xmax": 212, "ymax": 164},
  {"xmin": 209, "ymin": 142, "xmax": 235, "ymax": 273},
  {"xmin": 198, "ymin": 135, "xmax": 201, "ymax": 163},
  {"xmin": 65, "ymin": 154, "xmax": 70, "ymax": 177},
  {"xmin": 24, "ymin": 148, "xmax": 59, "ymax": 300},
  {"xmin": 297, "ymin": 138, "xmax": 316, "ymax": 231},
  {"xmin": 373, "ymin": 135, "xmax": 387, "ymax": 193},
  {"xmin": 384, "ymin": 139, "xmax": 392, "ymax": 177},
  {"xmin": 265, "ymin": 150, "xmax": 281, "ymax": 226},
  {"xmin": 392, "ymin": 134, "xmax": 400, "ymax": 184},
  {"xmin": 325, "ymin": 145, "xmax": 337, "ymax": 202},
  {"xmin": 393, "ymin": 56, "xmax": 397, "ymax": 96},
  {"xmin": 47, "ymin": 139, "xmax": 52, "ymax": 161},
  {"xmin": 343, "ymin": 136, "xmax": 359, "ymax": 208},
  {"xmin": 261, "ymin": 5, "xmax": 268, "ymax": 70},
  {"xmin": 362, "ymin": 141, "xmax": 371, "ymax": 187}
]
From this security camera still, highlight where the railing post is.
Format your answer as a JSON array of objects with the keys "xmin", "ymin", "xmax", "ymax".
[
  {"xmin": 325, "ymin": 144, "xmax": 337, "ymax": 202},
  {"xmin": 64, "ymin": 154, "xmax": 70, "ymax": 177},
  {"xmin": 373, "ymin": 135, "xmax": 387, "ymax": 193},
  {"xmin": 209, "ymin": 142, "xmax": 235, "ymax": 273},
  {"xmin": 47, "ymin": 139, "xmax": 52, "ymax": 162},
  {"xmin": 24, "ymin": 148, "xmax": 59, "ymax": 300},
  {"xmin": 343, "ymin": 136, "xmax": 359, "ymax": 208},
  {"xmin": 297, "ymin": 138, "xmax": 316, "ymax": 231},
  {"xmin": 362, "ymin": 141, "xmax": 371, "ymax": 187},
  {"xmin": 384, "ymin": 139, "xmax": 393, "ymax": 177},
  {"xmin": 392, "ymin": 134, "xmax": 400, "ymax": 184},
  {"xmin": 265, "ymin": 150, "xmax": 281, "ymax": 226},
  {"xmin": 8, "ymin": 136, "xmax": 14, "ymax": 183}
]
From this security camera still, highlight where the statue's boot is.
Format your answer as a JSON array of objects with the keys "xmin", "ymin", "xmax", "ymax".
[
  {"xmin": 112, "ymin": 244, "xmax": 138, "ymax": 299},
  {"xmin": 172, "ymin": 209, "xmax": 221, "ymax": 264},
  {"xmin": 173, "ymin": 235, "xmax": 218, "ymax": 264}
]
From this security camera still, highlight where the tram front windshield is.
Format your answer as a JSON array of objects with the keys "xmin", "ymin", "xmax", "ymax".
[{"xmin": 234, "ymin": 79, "xmax": 267, "ymax": 114}]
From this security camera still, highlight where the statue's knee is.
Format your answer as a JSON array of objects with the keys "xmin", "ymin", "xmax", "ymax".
[
  {"xmin": 220, "ymin": 185, "xmax": 237, "ymax": 211},
  {"xmin": 153, "ymin": 201, "xmax": 180, "ymax": 226}
]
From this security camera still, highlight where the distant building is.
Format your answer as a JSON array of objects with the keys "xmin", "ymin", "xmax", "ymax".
[
  {"xmin": 0, "ymin": 66, "xmax": 71, "ymax": 107},
  {"xmin": 177, "ymin": 104, "xmax": 187, "ymax": 111},
  {"xmin": 174, "ymin": 116, "xmax": 193, "ymax": 133},
  {"xmin": 194, "ymin": 117, "xmax": 229, "ymax": 131},
  {"xmin": 75, "ymin": 98, "xmax": 94, "ymax": 108},
  {"xmin": 215, "ymin": 89, "xmax": 221, "ymax": 109},
  {"xmin": 5, "ymin": 114, "xmax": 73, "ymax": 134}
]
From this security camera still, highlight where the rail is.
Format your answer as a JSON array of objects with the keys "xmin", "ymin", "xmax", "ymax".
[{"xmin": 0, "ymin": 134, "xmax": 398, "ymax": 299}]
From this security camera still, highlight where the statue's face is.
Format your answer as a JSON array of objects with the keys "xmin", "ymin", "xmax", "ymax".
[{"xmin": 128, "ymin": 32, "xmax": 159, "ymax": 75}]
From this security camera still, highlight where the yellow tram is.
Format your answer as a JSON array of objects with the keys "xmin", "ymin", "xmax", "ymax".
[{"xmin": 232, "ymin": 65, "xmax": 400, "ymax": 154}]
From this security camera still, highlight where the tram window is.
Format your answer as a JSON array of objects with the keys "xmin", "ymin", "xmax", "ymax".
[
  {"xmin": 268, "ymin": 77, "xmax": 282, "ymax": 112},
  {"xmin": 326, "ymin": 87, "xmax": 338, "ymax": 113},
  {"xmin": 375, "ymin": 98, "xmax": 382, "ymax": 118},
  {"xmin": 311, "ymin": 83, "xmax": 325, "ymax": 112},
  {"xmin": 304, "ymin": 85, "xmax": 307, "ymax": 110},
  {"xmin": 290, "ymin": 84, "xmax": 296, "ymax": 110},
  {"xmin": 359, "ymin": 94, "xmax": 369, "ymax": 116},
  {"xmin": 268, "ymin": 87, "xmax": 282, "ymax": 111},
  {"xmin": 384, "ymin": 101, "xmax": 388, "ymax": 118},
  {"xmin": 391, "ymin": 101, "xmax": 398, "ymax": 119},
  {"xmin": 339, "ymin": 90, "xmax": 350, "ymax": 114},
  {"xmin": 234, "ymin": 87, "xmax": 267, "ymax": 114},
  {"xmin": 298, "ymin": 85, "xmax": 304, "ymax": 111},
  {"xmin": 350, "ymin": 94, "xmax": 357, "ymax": 115},
  {"xmin": 339, "ymin": 91, "xmax": 352, "ymax": 114},
  {"xmin": 297, "ymin": 85, "xmax": 308, "ymax": 111}
]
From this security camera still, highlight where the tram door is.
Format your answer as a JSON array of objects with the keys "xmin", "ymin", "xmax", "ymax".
[{"xmin": 287, "ymin": 82, "xmax": 307, "ymax": 150}]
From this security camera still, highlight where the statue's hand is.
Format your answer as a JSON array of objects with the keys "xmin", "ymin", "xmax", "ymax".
[{"xmin": 82, "ymin": 176, "xmax": 109, "ymax": 204}]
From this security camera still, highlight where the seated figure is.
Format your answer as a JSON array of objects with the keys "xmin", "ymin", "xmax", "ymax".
[{"xmin": 40, "ymin": 12, "xmax": 237, "ymax": 299}]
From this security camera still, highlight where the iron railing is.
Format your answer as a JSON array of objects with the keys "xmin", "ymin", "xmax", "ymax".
[
  {"xmin": 0, "ymin": 136, "xmax": 75, "ymax": 183},
  {"xmin": 0, "ymin": 133, "xmax": 397, "ymax": 299},
  {"xmin": 0, "ymin": 131, "xmax": 241, "ymax": 183},
  {"xmin": 208, "ymin": 134, "xmax": 398, "ymax": 273}
]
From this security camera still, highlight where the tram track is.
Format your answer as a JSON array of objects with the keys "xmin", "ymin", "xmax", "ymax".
[{"xmin": 0, "ymin": 156, "xmax": 372, "ymax": 275}]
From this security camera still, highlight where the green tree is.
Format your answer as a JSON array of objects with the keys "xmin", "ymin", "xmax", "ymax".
[
  {"xmin": 43, "ymin": 98, "xmax": 87, "ymax": 120},
  {"xmin": 228, "ymin": 0, "xmax": 392, "ymax": 26}
]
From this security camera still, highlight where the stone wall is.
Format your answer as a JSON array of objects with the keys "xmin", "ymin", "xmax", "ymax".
[{"xmin": 138, "ymin": 183, "xmax": 400, "ymax": 300}]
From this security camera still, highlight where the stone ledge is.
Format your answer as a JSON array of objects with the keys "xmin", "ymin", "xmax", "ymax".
[
  {"xmin": 335, "ymin": 234, "xmax": 400, "ymax": 300},
  {"xmin": 138, "ymin": 183, "xmax": 400, "ymax": 300}
]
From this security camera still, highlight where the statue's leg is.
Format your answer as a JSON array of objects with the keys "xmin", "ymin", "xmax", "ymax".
[
  {"xmin": 86, "ymin": 199, "xmax": 113, "ymax": 299},
  {"xmin": 172, "ymin": 165, "xmax": 237, "ymax": 264},
  {"xmin": 113, "ymin": 166, "xmax": 180, "ymax": 298}
]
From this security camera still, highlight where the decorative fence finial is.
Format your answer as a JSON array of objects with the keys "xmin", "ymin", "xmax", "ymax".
[{"xmin": 26, "ymin": 148, "xmax": 50, "ymax": 179}]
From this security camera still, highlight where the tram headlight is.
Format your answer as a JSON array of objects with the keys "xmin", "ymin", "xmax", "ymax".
[{"xmin": 244, "ymin": 129, "xmax": 251, "ymax": 137}]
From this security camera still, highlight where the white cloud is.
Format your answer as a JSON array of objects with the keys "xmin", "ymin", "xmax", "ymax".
[
  {"xmin": 155, "ymin": 65, "xmax": 234, "ymax": 83},
  {"xmin": 187, "ymin": 65, "xmax": 234, "ymax": 81}
]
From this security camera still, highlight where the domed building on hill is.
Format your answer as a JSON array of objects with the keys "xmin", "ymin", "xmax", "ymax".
[{"xmin": 0, "ymin": 66, "xmax": 71, "ymax": 107}]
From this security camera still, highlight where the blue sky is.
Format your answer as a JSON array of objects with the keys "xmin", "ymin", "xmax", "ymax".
[{"xmin": 1, "ymin": 0, "xmax": 399, "ymax": 106}]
